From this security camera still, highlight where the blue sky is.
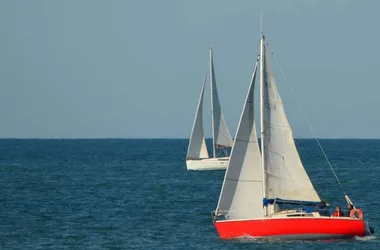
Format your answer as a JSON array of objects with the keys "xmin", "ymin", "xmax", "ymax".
[{"xmin": 0, "ymin": 0, "xmax": 379, "ymax": 138}]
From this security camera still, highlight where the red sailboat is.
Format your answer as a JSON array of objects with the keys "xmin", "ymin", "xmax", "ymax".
[{"xmin": 212, "ymin": 32, "xmax": 374, "ymax": 240}]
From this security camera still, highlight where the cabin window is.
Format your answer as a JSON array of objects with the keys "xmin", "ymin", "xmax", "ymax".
[{"xmin": 286, "ymin": 213, "xmax": 314, "ymax": 217}]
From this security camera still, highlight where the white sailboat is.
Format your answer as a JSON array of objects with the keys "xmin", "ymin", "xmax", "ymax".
[
  {"xmin": 212, "ymin": 33, "xmax": 374, "ymax": 239},
  {"xmin": 186, "ymin": 48, "xmax": 233, "ymax": 171}
]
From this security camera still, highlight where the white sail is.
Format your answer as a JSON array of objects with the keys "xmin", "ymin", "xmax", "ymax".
[
  {"xmin": 210, "ymin": 49, "xmax": 233, "ymax": 157},
  {"xmin": 186, "ymin": 71, "xmax": 209, "ymax": 160},
  {"xmin": 215, "ymin": 60, "xmax": 264, "ymax": 219},
  {"xmin": 261, "ymin": 41, "xmax": 320, "ymax": 202}
]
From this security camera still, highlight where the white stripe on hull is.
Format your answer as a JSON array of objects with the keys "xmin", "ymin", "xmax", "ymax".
[{"xmin": 186, "ymin": 157, "xmax": 229, "ymax": 171}]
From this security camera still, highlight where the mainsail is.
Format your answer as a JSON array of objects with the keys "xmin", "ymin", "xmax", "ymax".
[
  {"xmin": 186, "ymin": 71, "xmax": 209, "ymax": 160},
  {"xmin": 260, "ymin": 40, "xmax": 320, "ymax": 202},
  {"xmin": 209, "ymin": 49, "xmax": 233, "ymax": 157},
  {"xmin": 215, "ymin": 59, "xmax": 264, "ymax": 219}
]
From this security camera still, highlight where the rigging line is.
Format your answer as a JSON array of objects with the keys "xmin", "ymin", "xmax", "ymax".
[
  {"xmin": 281, "ymin": 156, "xmax": 305, "ymax": 203},
  {"xmin": 267, "ymin": 48, "xmax": 347, "ymax": 196},
  {"xmin": 234, "ymin": 138, "xmax": 259, "ymax": 144},
  {"xmin": 225, "ymin": 177, "xmax": 262, "ymax": 182}
]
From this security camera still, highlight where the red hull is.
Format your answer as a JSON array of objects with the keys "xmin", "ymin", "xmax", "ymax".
[{"xmin": 214, "ymin": 218, "xmax": 366, "ymax": 240}]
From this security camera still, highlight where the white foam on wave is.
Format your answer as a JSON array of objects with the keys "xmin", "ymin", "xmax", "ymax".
[
  {"xmin": 232, "ymin": 234, "xmax": 378, "ymax": 244},
  {"xmin": 354, "ymin": 235, "xmax": 377, "ymax": 241}
]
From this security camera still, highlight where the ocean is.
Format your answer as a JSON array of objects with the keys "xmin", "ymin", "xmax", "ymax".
[{"xmin": 0, "ymin": 139, "xmax": 379, "ymax": 249}]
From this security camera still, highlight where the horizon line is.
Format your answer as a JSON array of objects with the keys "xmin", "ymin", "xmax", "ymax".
[{"xmin": 0, "ymin": 137, "xmax": 380, "ymax": 140}]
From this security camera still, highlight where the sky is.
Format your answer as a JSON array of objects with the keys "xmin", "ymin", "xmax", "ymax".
[{"xmin": 0, "ymin": 0, "xmax": 379, "ymax": 139}]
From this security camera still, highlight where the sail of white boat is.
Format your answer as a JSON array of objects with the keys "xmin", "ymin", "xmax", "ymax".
[
  {"xmin": 260, "ymin": 36, "xmax": 320, "ymax": 204},
  {"xmin": 209, "ymin": 49, "xmax": 233, "ymax": 157},
  {"xmin": 186, "ymin": 70, "xmax": 209, "ymax": 160},
  {"xmin": 215, "ymin": 58, "xmax": 263, "ymax": 219}
]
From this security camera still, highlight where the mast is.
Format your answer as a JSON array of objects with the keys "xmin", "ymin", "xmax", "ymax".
[
  {"xmin": 210, "ymin": 48, "xmax": 216, "ymax": 158},
  {"xmin": 260, "ymin": 34, "xmax": 266, "ymax": 215}
]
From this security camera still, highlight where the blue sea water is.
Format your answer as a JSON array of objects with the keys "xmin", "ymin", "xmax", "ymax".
[{"xmin": 0, "ymin": 139, "xmax": 379, "ymax": 249}]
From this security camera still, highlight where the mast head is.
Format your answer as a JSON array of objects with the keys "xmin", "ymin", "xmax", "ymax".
[
  {"xmin": 208, "ymin": 47, "xmax": 214, "ymax": 58},
  {"xmin": 261, "ymin": 34, "xmax": 265, "ymax": 43}
]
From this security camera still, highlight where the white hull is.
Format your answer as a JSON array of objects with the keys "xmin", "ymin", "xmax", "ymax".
[{"xmin": 186, "ymin": 157, "xmax": 229, "ymax": 171}]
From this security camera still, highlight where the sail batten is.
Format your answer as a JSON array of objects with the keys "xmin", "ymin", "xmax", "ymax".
[{"xmin": 215, "ymin": 59, "xmax": 263, "ymax": 220}]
